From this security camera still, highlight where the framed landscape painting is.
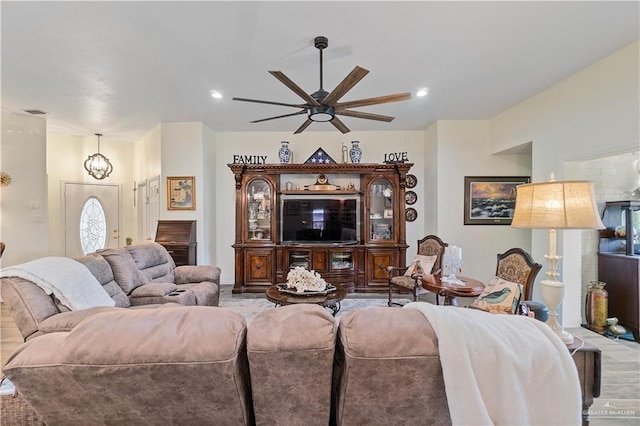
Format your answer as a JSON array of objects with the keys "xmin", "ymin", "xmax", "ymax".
[
  {"xmin": 463, "ymin": 176, "xmax": 530, "ymax": 225},
  {"xmin": 167, "ymin": 176, "xmax": 196, "ymax": 210}
]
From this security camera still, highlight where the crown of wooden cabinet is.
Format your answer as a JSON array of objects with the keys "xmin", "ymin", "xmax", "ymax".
[{"xmin": 229, "ymin": 163, "xmax": 412, "ymax": 294}]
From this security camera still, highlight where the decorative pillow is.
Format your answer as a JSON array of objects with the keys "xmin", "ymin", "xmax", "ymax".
[
  {"xmin": 404, "ymin": 255, "xmax": 437, "ymax": 277},
  {"xmin": 470, "ymin": 276, "xmax": 522, "ymax": 314}
]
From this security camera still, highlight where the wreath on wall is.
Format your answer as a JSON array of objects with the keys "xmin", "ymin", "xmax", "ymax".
[{"xmin": 0, "ymin": 172, "xmax": 11, "ymax": 187}]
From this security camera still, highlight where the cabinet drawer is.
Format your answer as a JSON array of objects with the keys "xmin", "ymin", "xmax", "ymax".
[
  {"xmin": 246, "ymin": 250, "xmax": 274, "ymax": 284},
  {"xmin": 367, "ymin": 250, "xmax": 397, "ymax": 285},
  {"xmin": 313, "ymin": 250, "xmax": 328, "ymax": 271}
]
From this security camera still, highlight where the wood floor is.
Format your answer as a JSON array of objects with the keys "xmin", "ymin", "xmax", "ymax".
[{"xmin": 1, "ymin": 303, "xmax": 24, "ymax": 366}]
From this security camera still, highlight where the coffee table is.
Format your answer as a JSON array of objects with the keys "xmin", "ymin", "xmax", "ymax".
[
  {"xmin": 421, "ymin": 275, "xmax": 485, "ymax": 306},
  {"xmin": 265, "ymin": 284, "xmax": 347, "ymax": 316}
]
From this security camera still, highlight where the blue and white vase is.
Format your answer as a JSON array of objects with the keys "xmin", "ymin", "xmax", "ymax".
[
  {"xmin": 278, "ymin": 141, "xmax": 291, "ymax": 163},
  {"xmin": 349, "ymin": 141, "xmax": 362, "ymax": 163}
]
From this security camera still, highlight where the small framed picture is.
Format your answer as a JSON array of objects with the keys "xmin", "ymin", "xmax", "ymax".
[
  {"xmin": 167, "ymin": 176, "xmax": 196, "ymax": 210},
  {"xmin": 463, "ymin": 176, "xmax": 530, "ymax": 225},
  {"xmin": 383, "ymin": 208, "xmax": 393, "ymax": 218}
]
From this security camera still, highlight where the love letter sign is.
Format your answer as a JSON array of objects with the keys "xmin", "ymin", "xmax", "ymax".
[{"xmin": 383, "ymin": 152, "xmax": 408, "ymax": 163}]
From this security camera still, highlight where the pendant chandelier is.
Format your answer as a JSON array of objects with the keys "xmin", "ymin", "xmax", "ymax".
[{"xmin": 84, "ymin": 133, "xmax": 113, "ymax": 180}]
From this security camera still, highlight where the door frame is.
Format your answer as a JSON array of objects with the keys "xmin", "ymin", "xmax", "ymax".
[{"xmin": 61, "ymin": 181, "xmax": 122, "ymax": 256}]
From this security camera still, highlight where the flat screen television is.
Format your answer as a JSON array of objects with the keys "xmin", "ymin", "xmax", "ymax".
[{"xmin": 281, "ymin": 198, "xmax": 359, "ymax": 243}]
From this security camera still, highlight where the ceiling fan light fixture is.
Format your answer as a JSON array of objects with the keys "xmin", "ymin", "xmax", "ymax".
[
  {"xmin": 233, "ymin": 36, "xmax": 410, "ymax": 133},
  {"xmin": 308, "ymin": 105, "xmax": 335, "ymax": 122}
]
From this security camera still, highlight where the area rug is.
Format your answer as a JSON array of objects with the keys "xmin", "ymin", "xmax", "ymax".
[{"xmin": 219, "ymin": 296, "xmax": 412, "ymax": 321}]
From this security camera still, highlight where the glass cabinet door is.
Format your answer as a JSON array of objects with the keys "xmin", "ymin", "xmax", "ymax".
[
  {"xmin": 331, "ymin": 251, "xmax": 353, "ymax": 270},
  {"xmin": 288, "ymin": 250, "xmax": 310, "ymax": 269},
  {"xmin": 600, "ymin": 201, "xmax": 640, "ymax": 255},
  {"xmin": 369, "ymin": 178, "xmax": 394, "ymax": 241},
  {"xmin": 247, "ymin": 178, "xmax": 272, "ymax": 241}
]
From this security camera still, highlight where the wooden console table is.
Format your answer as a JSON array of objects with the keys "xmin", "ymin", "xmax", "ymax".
[{"xmin": 569, "ymin": 337, "xmax": 601, "ymax": 425}]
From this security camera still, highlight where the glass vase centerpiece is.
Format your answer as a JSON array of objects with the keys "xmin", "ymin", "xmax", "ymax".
[
  {"xmin": 442, "ymin": 246, "xmax": 464, "ymax": 285},
  {"xmin": 285, "ymin": 266, "xmax": 327, "ymax": 293}
]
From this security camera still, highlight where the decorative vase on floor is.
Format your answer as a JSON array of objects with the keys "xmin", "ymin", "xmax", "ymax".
[
  {"xmin": 278, "ymin": 141, "xmax": 291, "ymax": 163},
  {"xmin": 586, "ymin": 280, "xmax": 608, "ymax": 334},
  {"xmin": 349, "ymin": 141, "xmax": 362, "ymax": 163}
]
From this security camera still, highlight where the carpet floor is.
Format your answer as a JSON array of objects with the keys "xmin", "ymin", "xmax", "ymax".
[{"xmin": 220, "ymin": 296, "xmax": 403, "ymax": 321}]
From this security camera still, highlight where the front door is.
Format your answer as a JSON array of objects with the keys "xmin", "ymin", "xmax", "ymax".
[{"xmin": 64, "ymin": 182, "xmax": 120, "ymax": 257}]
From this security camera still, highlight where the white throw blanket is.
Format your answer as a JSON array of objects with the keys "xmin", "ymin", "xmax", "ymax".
[
  {"xmin": 405, "ymin": 302, "xmax": 581, "ymax": 426},
  {"xmin": 1, "ymin": 257, "xmax": 115, "ymax": 310}
]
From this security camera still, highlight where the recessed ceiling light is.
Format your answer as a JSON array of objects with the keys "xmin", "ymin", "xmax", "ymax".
[
  {"xmin": 210, "ymin": 90, "xmax": 223, "ymax": 99},
  {"xmin": 416, "ymin": 88, "xmax": 428, "ymax": 97}
]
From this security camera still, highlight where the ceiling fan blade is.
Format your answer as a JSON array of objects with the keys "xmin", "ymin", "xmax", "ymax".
[
  {"xmin": 322, "ymin": 66, "xmax": 369, "ymax": 106},
  {"xmin": 335, "ymin": 92, "xmax": 411, "ymax": 109},
  {"xmin": 269, "ymin": 71, "xmax": 321, "ymax": 106},
  {"xmin": 293, "ymin": 119, "xmax": 313, "ymax": 134},
  {"xmin": 330, "ymin": 116, "xmax": 351, "ymax": 134},
  {"xmin": 336, "ymin": 109, "xmax": 395, "ymax": 122},
  {"xmin": 250, "ymin": 110, "xmax": 307, "ymax": 123},
  {"xmin": 232, "ymin": 97, "xmax": 306, "ymax": 109}
]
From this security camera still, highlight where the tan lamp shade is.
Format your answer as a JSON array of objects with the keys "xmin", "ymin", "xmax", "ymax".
[{"xmin": 512, "ymin": 180, "xmax": 604, "ymax": 230}]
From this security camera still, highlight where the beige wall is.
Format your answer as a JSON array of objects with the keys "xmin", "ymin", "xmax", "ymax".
[
  {"xmin": 134, "ymin": 124, "xmax": 162, "ymax": 182},
  {"xmin": 0, "ymin": 112, "xmax": 48, "ymax": 266},
  {"xmin": 203, "ymin": 125, "xmax": 217, "ymax": 267},
  {"xmin": 423, "ymin": 122, "xmax": 438, "ymax": 234},
  {"xmin": 489, "ymin": 40, "xmax": 640, "ymax": 327},
  {"xmin": 434, "ymin": 120, "xmax": 532, "ymax": 282},
  {"xmin": 158, "ymin": 122, "xmax": 207, "ymax": 264}
]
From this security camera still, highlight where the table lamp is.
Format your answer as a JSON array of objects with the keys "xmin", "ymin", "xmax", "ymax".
[{"xmin": 511, "ymin": 175, "xmax": 604, "ymax": 344}]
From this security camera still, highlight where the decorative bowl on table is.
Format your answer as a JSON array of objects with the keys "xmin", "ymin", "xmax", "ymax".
[
  {"xmin": 276, "ymin": 283, "xmax": 337, "ymax": 296},
  {"xmin": 280, "ymin": 266, "xmax": 336, "ymax": 295}
]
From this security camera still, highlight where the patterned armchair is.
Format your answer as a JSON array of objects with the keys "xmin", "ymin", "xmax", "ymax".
[
  {"xmin": 388, "ymin": 235, "xmax": 448, "ymax": 306},
  {"xmin": 495, "ymin": 248, "xmax": 542, "ymax": 301}
]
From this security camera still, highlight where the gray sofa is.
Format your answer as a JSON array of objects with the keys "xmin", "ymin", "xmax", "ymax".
[
  {"xmin": 2, "ymin": 304, "xmax": 451, "ymax": 426},
  {"xmin": 1, "ymin": 242, "xmax": 220, "ymax": 341}
]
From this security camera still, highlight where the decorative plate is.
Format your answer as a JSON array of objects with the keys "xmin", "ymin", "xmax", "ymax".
[
  {"xmin": 405, "ymin": 190, "xmax": 417, "ymax": 205},
  {"xmin": 405, "ymin": 174, "xmax": 417, "ymax": 189},
  {"xmin": 405, "ymin": 207, "xmax": 418, "ymax": 222},
  {"xmin": 276, "ymin": 283, "xmax": 337, "ymax": 296}
]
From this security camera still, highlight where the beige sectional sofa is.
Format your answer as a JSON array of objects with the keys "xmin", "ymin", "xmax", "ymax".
[
  {"xmin": 2, "ymin": 304, "xmax": 451, "ymax": 426},
  {"xmin": 1, "ymin": 242, "xmax": 220, "ymax": 341}
]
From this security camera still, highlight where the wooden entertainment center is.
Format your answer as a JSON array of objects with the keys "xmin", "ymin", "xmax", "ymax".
[{"xmin": 229, "ymin": 163, "xmax": 413, "ymax": 294}]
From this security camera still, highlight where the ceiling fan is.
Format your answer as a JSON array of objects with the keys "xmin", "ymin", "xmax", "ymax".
[{"xmin": 233, "ymin": 36, "xmax": 411, "ymax": 134}]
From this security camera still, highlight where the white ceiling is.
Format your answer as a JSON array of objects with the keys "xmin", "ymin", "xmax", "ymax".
[{"xmin": 2, "ymin": 1, "xmax": 638, "ymax": 142}]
